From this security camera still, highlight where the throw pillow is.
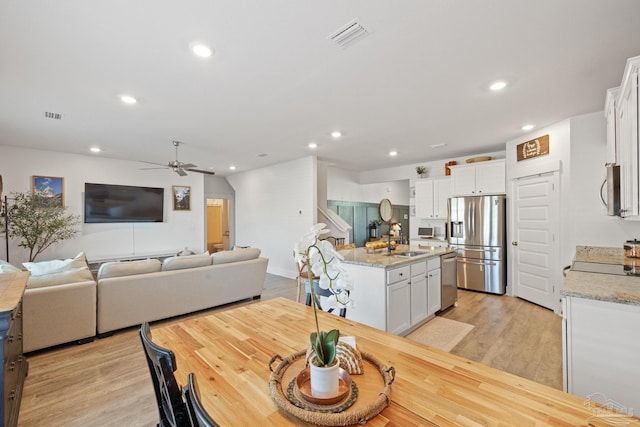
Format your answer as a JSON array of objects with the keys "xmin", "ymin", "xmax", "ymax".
[
  {"xmin": 162, "ymin": 252, "xmax": 211, "ymax": 271},
  {"xmin": 26, "ymin": 266, "xmax": 94, "ymax": 289},
  {"xmin": 22, "ymin": 252, "xmax": 88, "ymax": 276},
  {"xmin": 0, "ymin": 259, "xmax": 21, "ymax": 274},
  {"xmin": 211, "ymin": 248, "xmax": 261, "ymax": 265},
  {"xmin": 98, "ymin": 258, "xmax": 162, "ymax": 279}
]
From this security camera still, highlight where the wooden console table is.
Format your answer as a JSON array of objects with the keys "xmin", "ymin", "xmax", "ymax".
[
  {"xmin": 151, "ymin": 298, "xmax": 639, "ymax": 426},
  {"xmin": 0, "ymin": 272, "xmax": 28, "ymax": 427}
]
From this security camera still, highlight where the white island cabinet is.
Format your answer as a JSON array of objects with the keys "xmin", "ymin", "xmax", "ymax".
[{"xmin": 340, "ymin": 245, "xmax": 451, "ymax": 335}]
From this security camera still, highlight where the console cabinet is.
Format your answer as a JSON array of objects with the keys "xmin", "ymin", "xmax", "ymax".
[
  {"xmin": 450, "ymin": 159, "xmax": 505, "ymax": 196},
  {"xmin": 0, "ymin": 272, "xmax": 28, "ymax": 427}
]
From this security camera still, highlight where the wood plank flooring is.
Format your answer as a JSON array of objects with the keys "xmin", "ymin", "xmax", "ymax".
[{"xmin": 18, "ymin": 275, "xmax": 562, "ymax": 427}]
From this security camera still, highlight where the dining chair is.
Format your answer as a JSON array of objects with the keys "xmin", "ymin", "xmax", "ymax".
[
  {"xmin": 304, "ymin": 281, "xmax": 347, "ymax": 317},
  {"xmin": 183, "ymin": 373, "xmax": 220, "ymax": 427},
  {"xmin": 295, "ymin": 259, "xmax": 318, "ymax": 303},
  {"xmin": 139, "ymin": 322, "xmax": 190, "ymax": 427}
]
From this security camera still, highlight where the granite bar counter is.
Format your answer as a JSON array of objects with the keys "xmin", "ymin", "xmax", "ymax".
[
  {"xmin": 338, "ymin": 244, "xmax": 454, "ymax": 269},
  {"xmin": 563, "ymin": 245, "xmax": 640, "ymax": 306}
]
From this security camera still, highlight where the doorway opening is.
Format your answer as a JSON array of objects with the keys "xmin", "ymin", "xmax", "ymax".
[{"xmin": 206, "ymin": 198, "xmax": 230, "ymax": 253}]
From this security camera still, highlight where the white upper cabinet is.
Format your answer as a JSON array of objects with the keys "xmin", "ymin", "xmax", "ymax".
[
  {"xmin": 450, "ymin": 159, "xmax": 506, "ymax": 196},
  {"xmin": 605, "ymin": 87, "xmax": 619, "ymax": 165},
  {"xmin": 609, "ymin": 56, "xmax": 640, "ymax": 219},
  {"xmin": 415, "ymin": 178, "xmax": 451, "ymax": 219}
]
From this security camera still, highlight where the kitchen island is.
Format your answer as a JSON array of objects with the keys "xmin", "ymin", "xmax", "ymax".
[
  {"xmin": 339, "ymin": 244, "xmax": 454, "ymax": 335},
  {"xmin": 562, "ymin": 246, "xmax": 640, "ymax": 416}
]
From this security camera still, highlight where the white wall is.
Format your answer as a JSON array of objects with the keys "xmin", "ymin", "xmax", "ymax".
[
  {"xmin": 327, "ymin": 167, "xmax": 410, "ymax": 205},
  {"xmin": 226, "ymin": 156, "xmax": 316, "ymax": 278},
  {"xmin": 0, "ymin": 145, "xmax": 205, "ymax": 264}
]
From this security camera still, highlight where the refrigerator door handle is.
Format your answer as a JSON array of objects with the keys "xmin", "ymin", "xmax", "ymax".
[{"xmin": 459, "ymin": 259, "xmax": 497, "ymax": 266}]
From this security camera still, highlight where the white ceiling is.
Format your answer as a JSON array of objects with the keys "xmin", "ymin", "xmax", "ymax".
[{"xmin": 1, "ymin": 1, "xmax": 639, "ymax": 177}]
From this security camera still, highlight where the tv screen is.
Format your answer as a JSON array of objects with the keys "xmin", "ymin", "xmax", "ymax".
[{"xmin": 84, "ymin": 183, "xmax": 164, "ymax": 223}]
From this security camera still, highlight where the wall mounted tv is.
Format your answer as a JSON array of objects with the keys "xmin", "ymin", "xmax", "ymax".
[{"xmin": 84, "ymin": 183, "xmax": 164, "ymax": 223}]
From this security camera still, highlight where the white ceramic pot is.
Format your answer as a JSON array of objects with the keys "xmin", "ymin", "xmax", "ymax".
[{"xmin": 309, "ymin": 360, "xmax": 340, "ymax": 398}]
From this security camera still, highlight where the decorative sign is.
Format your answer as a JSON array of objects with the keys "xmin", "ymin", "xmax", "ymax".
[{"xmin": 517, "ymin": 135, "xmax": 549, "ymax": 161}]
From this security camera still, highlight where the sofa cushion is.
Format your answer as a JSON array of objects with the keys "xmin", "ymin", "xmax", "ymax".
[
  {"xmin": 162, "ymin": 252, "xmax": 211, "ymax": 271},
  {"xmin": 26, "ymin": 266, "xmax": 94, "ymax": 289},
  {"xmin": 212, "ymin": 248, "xmax": 261, "ymax": 265},
  {"xmin": 0, "ymin": 259, "xmax": 21, "ymax": 274},
  {"xmin": 23, "ymin": 252, "xmax": 88, "ymax": 276},
  {"xmin": 98, "ymin": 259, "xmax": 161, "ymax": 279}
]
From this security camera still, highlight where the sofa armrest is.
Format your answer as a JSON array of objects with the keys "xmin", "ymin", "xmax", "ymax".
[{"xmin": 23, "ymin": 280, "xmax": 97, "ymax": 352}]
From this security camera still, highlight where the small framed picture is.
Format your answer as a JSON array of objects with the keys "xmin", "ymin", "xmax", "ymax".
[
  {"xmin": 172, "ymin": 185, "xmax": 191, "ymax": 211},
  {"xmin": 32, "ymin": 175, "xmax": 64, "ymax": 207}
]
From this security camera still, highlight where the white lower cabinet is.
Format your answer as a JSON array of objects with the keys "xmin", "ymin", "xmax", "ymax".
[
  {"xmin": 345, "ymin": 256, "xmax": 442, "ymax": 335},
  {"xmin": 427, "ymin": 258, "xmax": 441, "ymax": 316},
  {"xmin": 563, "ymin": 296, "xmax": 640, "ymax": 412}
]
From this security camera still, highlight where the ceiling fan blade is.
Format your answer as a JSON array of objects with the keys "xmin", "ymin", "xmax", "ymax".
[
  {"xmin": 140, "ymin": 167, "xmax": 170, "ymax": 170},
  {"xmin": 139, "ymin": 160, "xmax": 169, "ymax": 167},
  {"xmin": 181, "ymin": 163, "xmax": 197, "ymax": 169},
  {"xmin": 185, "ymin": 168, "xmax": 216, "ymax": 175},
  {"xmin": 175, "ymin": 168, "xmax": 188, "ymax": 177}
]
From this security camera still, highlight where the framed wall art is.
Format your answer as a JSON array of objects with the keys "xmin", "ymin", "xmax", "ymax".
[
  {"xmin": 172, "ymin": 185, "xmax": 191, "ymax": 211},
  {"xmin": 32, "ymin": 175, "xmax": 64, "ymax": 207}
]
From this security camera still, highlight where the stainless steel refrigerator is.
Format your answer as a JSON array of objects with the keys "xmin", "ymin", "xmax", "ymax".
[{"xmin": 448, "ymin": 195, "xmax": 506, "ymax": 295}]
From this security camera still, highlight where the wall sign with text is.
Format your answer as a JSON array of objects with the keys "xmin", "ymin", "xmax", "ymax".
[{"xmin": 517, "ymin": 135, "xmax": 549, "ymax": 161}]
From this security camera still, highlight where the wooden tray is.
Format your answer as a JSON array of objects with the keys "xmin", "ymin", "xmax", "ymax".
[{"xmin": 268, "ymin": 349, "xmax": 395, "ymax": 426}]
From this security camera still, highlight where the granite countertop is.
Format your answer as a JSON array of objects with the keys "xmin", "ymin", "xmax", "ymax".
[
  {"xmin": 563, "ymin": 245, "xmax": 640, "ymax": 306},
  {"xmin": 338, "ymin": 244, "xmax": 455, "ymax": 269}
]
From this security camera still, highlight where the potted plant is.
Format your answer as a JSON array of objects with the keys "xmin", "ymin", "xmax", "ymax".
[
  {"xmin": 416, "ymin": 165, "xmax": 427, "ymax": 178},
  {"xmin": 7, "ymin": 191, "xmax": 80, "ymax": 262},
  {"xmin": 294, "ymin": 224, "xmax": 352, "ymax": 397}
]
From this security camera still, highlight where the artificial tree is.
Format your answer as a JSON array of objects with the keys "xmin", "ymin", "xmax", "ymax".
[{"xmin": 7, "ymin": 191, "xmax": 80, "ymax": 262}]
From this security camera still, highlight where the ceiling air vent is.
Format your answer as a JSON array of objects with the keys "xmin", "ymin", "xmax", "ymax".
[
  {"xmin": 328, "ymin": 19, "xmax": 368, "ymax": 47},
  {"xmin": 44, "ymin": 111, "xmax": 63, "ymax": 120}
]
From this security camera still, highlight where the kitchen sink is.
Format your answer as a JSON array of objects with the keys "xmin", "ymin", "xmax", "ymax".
[{"xmin": 394, "ymin": 251, "xmax": 427, "ymax": 258}]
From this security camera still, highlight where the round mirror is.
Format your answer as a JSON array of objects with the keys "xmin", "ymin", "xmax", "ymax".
[{"xmin": 379, "ymin": 198, "xmax": 393, "ymax": 222}]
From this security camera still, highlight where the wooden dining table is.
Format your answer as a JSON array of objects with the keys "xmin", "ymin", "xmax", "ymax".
[{"xmin": 151, "ymin": 297, "xmax": 639, "ymax": 426}]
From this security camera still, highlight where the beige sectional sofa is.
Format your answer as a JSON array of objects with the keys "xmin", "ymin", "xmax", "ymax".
[
  {"xmin": 96, "ymin": 248, "xmax": 268, "ymax": 334},
  {"xmin": 1, "ymin": 247, "xmax": 268, "ymax": 351}
]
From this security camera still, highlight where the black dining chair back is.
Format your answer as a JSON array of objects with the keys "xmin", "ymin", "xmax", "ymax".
[
  {"xmin": 139, "ymin": 322, "xmax": 190, "ymax": 427},
  {"xmin": 304, "ymin": 280, "xmax": 347, "ymax": 317},
  {"xmin": 183, "ymin": 373, "xmax": 220, "ymax": 427}
]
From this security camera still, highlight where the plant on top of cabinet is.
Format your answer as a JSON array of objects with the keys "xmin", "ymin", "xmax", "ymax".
[{"xmin": 416, "ymin": 166, "xmax": 428, "ymax": 178}]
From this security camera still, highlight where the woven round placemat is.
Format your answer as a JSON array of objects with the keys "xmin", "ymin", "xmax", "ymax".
[{"xmin": 269, "ymin": 349, "xmax": 395, "ymax": 426}]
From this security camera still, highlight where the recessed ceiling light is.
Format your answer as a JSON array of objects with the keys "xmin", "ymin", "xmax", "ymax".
[
  {"xmin": 522, "ymin": 124, "xmax": 535, "ymax": 131},
  {"xmin": 430, "ymin": 143, "xmax": 447, "ymax": 148},
  {"xmin": 120, "ymin": 95, "xmax": 137, "ymax": 104},
  {"xmin": 308, "ymin": 142, "xmax": 317, "ymax": 149},
  {"xmin": 489, "ymin": 81, "xmax": 507, "ymax": 91},
  {"xmin": 89, "ymin": 147, "xmax": 101, "ymax": 153},
  {"xmin": 229, "ymin": 165, "xmax": 236, "ymax": 170},
  {"xmin": 389, "ymin": 151, "xmax": 398, "ymax": 156},
  {"xmin": 192, "ymin": 43, "xmax": 213, "ymax": 58},
  {"xmin": 330, "ymin": 131, "xmax": 342, "ymax": 139}
]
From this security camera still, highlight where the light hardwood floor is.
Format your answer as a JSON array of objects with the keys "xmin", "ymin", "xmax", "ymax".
[{"xmin": 18, "ymin": 275, "xmax": 562, "ymax": 427}]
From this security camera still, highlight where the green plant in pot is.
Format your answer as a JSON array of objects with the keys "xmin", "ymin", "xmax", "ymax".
[
  {"xmin": 294, "ymin": 224, "xmax": 352, "ymax": 396},
  {"xmin": 416, "ymin": 165, "xmax": 427, "ymax": 178}
]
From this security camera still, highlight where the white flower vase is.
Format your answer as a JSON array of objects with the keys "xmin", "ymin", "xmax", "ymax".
[{"xmin": 309, "ymin": 360, "xmax": 340, "ymax": 397}]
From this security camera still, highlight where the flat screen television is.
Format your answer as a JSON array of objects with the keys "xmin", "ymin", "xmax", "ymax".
[{"xmin": 84, "ymin": 183, "xmax": 164, "ymax": 223}]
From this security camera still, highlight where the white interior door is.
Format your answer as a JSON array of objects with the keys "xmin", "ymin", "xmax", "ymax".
[{"xmin": 512, "ymin": 173, "xmax": 559, "ymax": 310}]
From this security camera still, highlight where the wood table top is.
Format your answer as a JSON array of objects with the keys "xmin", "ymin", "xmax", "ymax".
[{"xmin": 151, "ymin": 298, "xmax": 639, "ymax": 426}]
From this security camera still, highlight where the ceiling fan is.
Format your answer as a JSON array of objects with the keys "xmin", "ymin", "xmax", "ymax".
[{"xmin": 140, "ymin": 141, "xmax": 215, "ymax": 176}]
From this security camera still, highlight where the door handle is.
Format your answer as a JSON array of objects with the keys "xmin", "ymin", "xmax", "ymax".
[{"xmin": 512, "ymin": 241, "xmax": 518, "ymax": 246}]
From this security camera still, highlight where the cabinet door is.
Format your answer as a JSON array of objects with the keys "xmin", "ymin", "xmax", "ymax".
[
  {"xmin": 434, "ymin": 178, "xmax": 451, "ymax": 219},
  {"xmin": 475, "ymin": 160, "xmax": 505, "ymax": 195},
  {"xmin": 605, "ymin": 87, "xmax": 619, "ymax": 165},
  {"xmin": 410, "ymin": 262, "xmax": 428, "ymax": 325},
  {"xmin": 414, "ymin": 180, "xmax": 435, "ymax": 218},
  {"xmin": 451, "ymin": 166, "xmax": 477, "ymax": 196},
  {"xmin": 387, "ymin": 279, "xmax": 411, "ymax": 335},
  {"xmin": 427, "ymin": 268, "xmax": 441, "ymax": 316},
  {"xmin": 618, "ymin": 71, "xmax": 639, "ymax": 218}
]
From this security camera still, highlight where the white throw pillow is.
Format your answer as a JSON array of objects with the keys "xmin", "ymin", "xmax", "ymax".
[
  {"xmin": 98, "ymin": 259, "xmax": 162, "ymax": 279},
  {"xmin": 22, "ymin": 252, "xmax": 88, "ymax": 276},
  {"xmin": 162, "ymin": 252, "xmax": 211, "ymax": 271},
  {"xmin": 212, "ymin": 248, "xmax": 261, "ymax": 265},
  {"xmin": 26, "ymin": 266, "xmax": 94, "ymax": 289},
  {"xmin": 0, "ymin": 260, "xmax": 21, "ymax": 274}
]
